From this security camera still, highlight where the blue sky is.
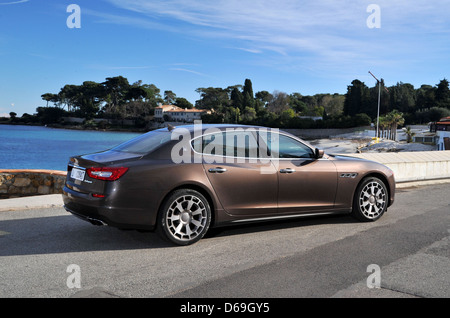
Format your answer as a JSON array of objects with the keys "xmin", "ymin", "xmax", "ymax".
[{"xmin": 1, "ymin": 0, "xmax": 450, "ymax": 116}]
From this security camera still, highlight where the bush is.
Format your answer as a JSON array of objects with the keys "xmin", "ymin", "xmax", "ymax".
[
  {"xmin": 353, "ymin": 113, "xmax": 372, "ymax": 126},
  {"xmin": 36, "ymin": 107, "xmax": 68, "ymax": 125},
  {"xmin": 415, "ymin": 107, "xmax": 450, "ymax": 123}
]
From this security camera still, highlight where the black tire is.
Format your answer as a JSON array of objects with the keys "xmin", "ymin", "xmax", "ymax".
[
  {"xmin": 156, "ymin": 189, "xmax": 211, "ymax": 246},
  {"xmin": 351, "ymin": 177, "xmax": 388, "ymax": 222}
]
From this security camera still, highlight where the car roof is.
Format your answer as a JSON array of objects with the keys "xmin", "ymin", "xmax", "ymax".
[{"xmin": 152, "ymin": 124, "xmax": 306, "ymax": 144}]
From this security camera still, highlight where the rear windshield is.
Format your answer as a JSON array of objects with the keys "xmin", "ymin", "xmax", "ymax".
[{"xmin": 111, "ymin": 131, "xmax": 172, "ymax": 154}]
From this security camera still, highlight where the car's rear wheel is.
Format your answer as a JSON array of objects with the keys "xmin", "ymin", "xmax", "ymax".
[
  {"xmin": 157, "ymin": 189, "xmax": 211, "ymax": 246},
  {"xmin": 352, "ymin": 177, "xmax": 388, "ymax": 222}
]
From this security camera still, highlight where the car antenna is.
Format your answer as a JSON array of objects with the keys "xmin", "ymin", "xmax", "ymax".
[{"xmin": 167, "ymin": 124, "xmax": 176, "ymax": 132}]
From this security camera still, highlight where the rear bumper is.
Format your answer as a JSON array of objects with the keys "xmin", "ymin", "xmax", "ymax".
[
  {"xmin": 62, "ymin": 185, "xmax": 156, "ymax": 230},
  {"xmin": 64, "ymin": 205, "xmax": 108, "ymax": 226}
]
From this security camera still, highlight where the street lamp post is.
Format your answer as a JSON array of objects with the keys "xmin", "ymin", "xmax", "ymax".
[{"xmin": 369, "ymin": 71, "xmax": 381, "ymax": 142}]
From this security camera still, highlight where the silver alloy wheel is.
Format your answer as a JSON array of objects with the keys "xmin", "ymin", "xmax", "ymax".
[
  {"xmin": 166, "ymin": 194, "xmax": 208, "ymax": 242},
  {"xmin": 358, "ymin": 180, "xmax": 387, "ymax": 219}
]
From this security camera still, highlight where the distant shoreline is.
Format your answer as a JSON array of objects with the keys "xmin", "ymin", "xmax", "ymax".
[{"xmin": 0, "ymin": 121, "xmax": 149, "ymax": 133}]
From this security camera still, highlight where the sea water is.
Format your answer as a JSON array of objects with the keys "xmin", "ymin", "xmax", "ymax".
[{"xmin": 0, "ymin": 125, "xmax": 142, "ymax": 171}]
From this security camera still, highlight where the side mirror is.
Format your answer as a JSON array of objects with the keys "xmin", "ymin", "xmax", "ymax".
[{"xmin": 315, "ymin": 148, "xmax": 324, "ymax": 159}]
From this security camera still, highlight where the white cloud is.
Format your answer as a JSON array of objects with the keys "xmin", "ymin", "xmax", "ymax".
[
  {"xmin": 87, "ymin": 64, "xmax": 153, "ymax": 71},
  {"xmin": 99, "ymin": 0, "xmax": 450, "ymax": 80},
  {"xmin": 82, "ymin": 8, "xmax": 179, "ymax": 32},
  {"xmin": 0, "ymin": 0, "xmax": 29, "ymax": 5},
  {"xmin": 98, "ymin": 0, "xmax": 365, "ymax": 63},
  {"xmin": 103, "ymin": 1, "xmax": 446, "ymax": 51},
  {"xmin": 169, "ymin": 68, "xmax": 210, "ymax": 77}
]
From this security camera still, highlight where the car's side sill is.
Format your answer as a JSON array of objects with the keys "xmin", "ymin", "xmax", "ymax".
[{"xmin": 229, "ymin": 210, "xmax": 351, "ymax": 224}]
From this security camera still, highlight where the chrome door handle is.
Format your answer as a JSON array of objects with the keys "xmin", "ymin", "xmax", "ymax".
[
  {"xmin": 280, "ymin": 168, "xmax": 296, "ymax": 174},
  {"xmin": 208, "ymin": 167, "xmax": 228, "ymax": 174}
]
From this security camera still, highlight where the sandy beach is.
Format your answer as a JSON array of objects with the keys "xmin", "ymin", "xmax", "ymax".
[
  {"xmin": 308, "ymin": 126, "xmax": 436, "ymax": 155},
  {"xmin": 309, "ymin": 138, "xmax": 436, "ymax": 154}
]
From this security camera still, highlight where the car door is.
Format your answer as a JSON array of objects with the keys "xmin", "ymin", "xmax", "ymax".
[
  {"xmin": 193, "ymin": 129, "xmax": 278, "ymax": 217},
  {"xmin": 269, "ymin": 132, "xmax": 338, "ymax": 214}
]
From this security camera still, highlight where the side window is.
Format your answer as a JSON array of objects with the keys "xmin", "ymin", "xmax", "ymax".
[
  {"xmin": 224, "ymin": 131, "xmax": 259, "ymax": 158},
  {"xmin": 268, "ymin": 133, "xmax": 314, "ymax": 159},
  {"xmin": 192, "ymin": 133, "xmax": 222, "ymax": 155},
  {"xmin": 191, "ymin": 131, "xmax": 259, "ymax": 158}
]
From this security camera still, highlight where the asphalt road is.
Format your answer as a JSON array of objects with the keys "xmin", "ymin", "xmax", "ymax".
[{"xmin": 0, "ymin": 184, "xmax": 449, "ymax": 300}]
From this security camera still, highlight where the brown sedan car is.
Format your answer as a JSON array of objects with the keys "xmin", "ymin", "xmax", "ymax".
[{"xmin": 63, "ymin": 124, "xmax": 395, "ymax": 245}]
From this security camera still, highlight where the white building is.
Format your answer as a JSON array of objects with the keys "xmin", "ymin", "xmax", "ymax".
[
  {"xmin": 154, "ymin": 104, "xmax": 210, "ymax": 123},
  {"xmin": 432, "ymin": 116, "xmax": 450, "ymax": 150},
  {"xmin": 154, "ymin": 105, "xmax": 181, "ymax": 122}
]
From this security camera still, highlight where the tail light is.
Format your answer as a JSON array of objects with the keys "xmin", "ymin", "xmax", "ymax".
[{"xmin": 87, "ymin": 167, "xmax": 129, "ymax": 181}]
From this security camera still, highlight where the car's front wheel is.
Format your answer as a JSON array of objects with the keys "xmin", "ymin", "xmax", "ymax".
[
  {"xmin": 157, "ymin": 189, "xmax": 211, "ymax": 246},
  {"xmin": 352, "ymin": 177, "xmax": 388, "ymax": 222}
]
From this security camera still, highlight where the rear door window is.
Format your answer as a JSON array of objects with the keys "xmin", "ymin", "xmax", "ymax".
[{"xmin": 192, "ymin": 130, "xmax": 259, "ymax": 158}]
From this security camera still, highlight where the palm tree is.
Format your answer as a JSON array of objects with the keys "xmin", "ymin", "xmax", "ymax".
[
  {"xmin": 378, "ymin": 115, "xmax": 388, "ymax": 139},
  {"xmin": 386, "ymin": 110, "xmax": 405, "ymax": 141},
  {"xmin": 403, "ymin": 126, "xmax": 416, "ymax": 143}
]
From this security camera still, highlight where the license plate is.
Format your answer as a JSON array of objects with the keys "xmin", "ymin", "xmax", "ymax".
[{"xmin": 71, "ymin": 168, "xmax": 86, "ymax": 181}]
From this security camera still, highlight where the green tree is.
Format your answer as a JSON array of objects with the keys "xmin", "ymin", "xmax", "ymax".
[
  {"xmin": 195, "ymin": 87, "xmax": 230, "ymax": 112},
  {"xmin": 289, "ymin": 93, "xmax": 307, "ymax": 114},
  {"xmin": 230, "ymin": 87, "xmax": 244, "ymax": 110},
  {"xmin": 81, "ymin": 81, "xmax": 104, "ymax": 118},
  {"xmin": 35, "ymin": 106, "xmax": 67, "ymax": 125},
  {"xmin": 174, "ymin": 97, "xmax": 194, "ymax": 109},
  {"xmin": 435, "ymin": 79, "xmax": 450, "ymax": 109},
  {"xmin": 389, "ymin": 82, "xmax": 416, "ymax": 114},
  {"xmin": 242, "ymin": 106, "xmax": 257, "ymax": 123},
  {"xmin": 255, "ymin": 90, "xmax": 272, "ymax": 111},
  {"xmin": 300, "ymin": 95, "xmax": 318, "ymax": 115},
  {"xmin": 242, "ymin": 79, "xmax": 255, "ymax": 109},
  {"xmin": 141, "ymin": 84, "xmax": 162, "ymax": 103},
  {"xmin": 416, "ymin": 85, "xmax": 435, "ymax": 110},
  {"xmin": 127, "ymin": 82, "xmax": 150, "ymax": 102},
  {"xmin": 243, "ymin": 79, "xmax": 254, "ymax": 101},
  {"xmin": 280, "ymin": 108, "xmax": 296, "ymax": 125},
  {"xmin": 41, "ymin": 93, "xmax": 59, "ymax": 107},
  {"xmin": 327, "ymin": 94, "xmax": 345, "ymax": 117},
  {"xmin": 344, "ymin": 80, "xmax": 370, "ymax": 117},
  {"xmin": 225, "ymin": 107, "xmax": 240, "ymax": 124},
  {"xmin": 255, "ymin": 91, "xmax": 272, "ymax": 104},
  {"xmin": 58, "ymin": 84, "xmax": 80, "ymax": 112},
  {"xmin": 267, "ymin": 91, "xmax": 290, "ymax": 115},
  {"xmin": 164, "ymin": 90, "xmax": 177, "ymax": 105},
  {"xmin": 102, "ymin": 76, "xmax": 130, "ymax": 117}
]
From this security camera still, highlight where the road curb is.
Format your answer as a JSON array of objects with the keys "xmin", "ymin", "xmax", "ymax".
[
  {"xmin": 396, "ymin": 178, "xmax": 450, "ymax": 189},
  {"xmin": 0, "ymin": 194, "xmax": 63, "ymax": 212}
]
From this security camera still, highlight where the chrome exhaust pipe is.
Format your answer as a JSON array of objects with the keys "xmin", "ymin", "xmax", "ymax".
[{"xmin": 87, "ymin": 217, "xmax": 107, "ymax": 226}]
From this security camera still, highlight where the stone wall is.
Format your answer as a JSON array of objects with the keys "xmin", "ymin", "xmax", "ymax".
[{"xmin": 0, "ymin": 170, "xmax": 67, "ymax": 199}]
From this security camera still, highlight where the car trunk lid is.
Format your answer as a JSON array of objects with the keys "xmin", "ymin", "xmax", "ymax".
[{"xmin": 66, "ymin": 150, "xmax": 142, "ymax": 195}]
